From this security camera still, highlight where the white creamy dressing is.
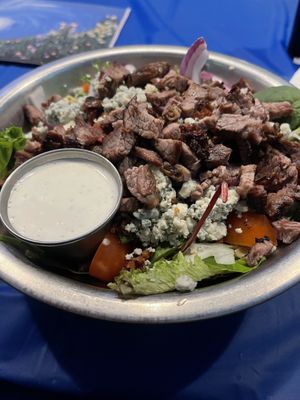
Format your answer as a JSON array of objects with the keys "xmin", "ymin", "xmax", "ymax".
[{"xmin": 7, "ymin": 160, "xmax": 118, "ymax": 242}]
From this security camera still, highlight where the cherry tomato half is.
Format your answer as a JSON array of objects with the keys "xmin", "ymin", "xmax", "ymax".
[{"xmin": 89, "ymin": 233, "xmax": 131, "ymax": 282}]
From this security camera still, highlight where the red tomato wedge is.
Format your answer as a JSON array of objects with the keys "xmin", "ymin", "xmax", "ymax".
[
  {"xmin": 224, "ymin": 211, "xmax": 277, "ymax": 247},
  {"xmin": 89, "ymin": 233, "xmax": 131, "ymax": 282}
]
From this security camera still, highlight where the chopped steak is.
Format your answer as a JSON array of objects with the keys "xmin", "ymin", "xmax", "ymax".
[
  {"xmin": 14, "ymin": 150, "xmax": 34, "ymax": 168},
  {"xmin": 81, "ymin": 96, "xmax": 103, "ymax": 123},
  {"xmin": 102, "ymin": 121, "xmax": 135, "ymax": 162},
  {"xmin": 42, "ymin": 94, "xmax": 62, "ymax": 109},
  {"xmin": 181, "ymin": 82, "xmax": 209, "ymax": 117},
  {"xmin": 266, "ymin": 184, "xmax": 300, "ymax": 219},
  {"xmin": 134, "ymin": 146, "xmax": 163, "ymax": 166},
  {"xmin": 161, "ymin": 162, "xmax": 191, "ymax": 182},
  {"xmin": 146, "ymin": 90, "xmax": 177, "ymax": 108},
  {"xmin": 160, "ymin": 122, "xmax": 181, "ymax": 139},
  {"xmin": 118, "ymin": 156, "xmax": 136, "ymax": 178},
  {"xmin": 23, "ymin": 104, "xmax": 44, "ymax": 126},
  {"xmin": 124, "ymin": 98, "xmax": 163, "ymax": 139},
  {"xmin": 249, "ymin": 99, "xmax": 269, "ymax": 121},
  {"xmin": 155, "ymin": 138, "xmax": 182, "ymax": 164},
  {"xmin": 180, "ymin": 142, "xmax": 201, "ymax": 173},
  {"xmin": 255, "ymin": 151, "xmax": 298, "ymax": 192},
  {"xmin": 206, "ymin": 144, "xmax": 232, "ymax": 169},
  {"xmin": 226, "ymin": 79, "xmax": 255, "ymax": 111},
  {"xmin": 45, "ymin": 125, "xmax": 66, "ymax": 149},
  {"xmin": 98, "ymin": 63, "xmax": 129, "ymax": 99},
  {"xmin": 127, "ymin": 61, "xmax": 170, "ymax": 87},
  {"xmin": 124, "ymin": 165, "xmax": 160, "ymax": 208},
  {"xmin": 237, "ymin": 164, "xmax": 257, "ymax": 198},
  {"xmin": 272, "ymin": 219, "xmax": 300, "ymax": 244},
  {"xmin": 182, "ymin": 124, "xmax": 211, "ymax": 160},
  {"xmin": 71, "ymin": 118, "xmax": 102, "ymax": 147},
  {"xmin": 156, "ymin": 69, "xmax": 189, "ymax": 92},
  {"xmin": 247, "ymin": 184, "xmax": 268, "ymax": 213},
  {"xmin": 215, "ymin": 114, "xmax": 264, "ymax": 144},
  {"xmin": 246, "ymin": 238, "xmax": 276, "ymax": 266},
  {"xmin": 200, "ymin": 165, "xmax": 241, "ymax": 188},
  {"xmin": 162, "ymin": 97, "xmax": 182, "ymax": 121},
  {"xmin": 120, "ymin": 197, "xmax": 140, "ymax": 213},
  {"xmin": 263, "ymin": 101, "xmax": 293, "ymax": 120},
  {"xmin": 98, "ymin": 107, "xmax": 124, "ymax": 131},
  {"xmin": 24, "ymin": 140, "xmax": 42, "ymax": 155}
]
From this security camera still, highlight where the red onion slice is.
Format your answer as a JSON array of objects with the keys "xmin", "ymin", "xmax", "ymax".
[{"xmin": 180, "ymin": 37, "xmax": 209, "ymax": 83}]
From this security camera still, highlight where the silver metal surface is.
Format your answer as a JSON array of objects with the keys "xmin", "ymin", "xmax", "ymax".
[
  {"xmin": 0, "ymin": 149, "xmax": 123, "ymax": 260},
  {"xmin": 0, "ymin": 45, "xmax": 298, "ymax": 323}
]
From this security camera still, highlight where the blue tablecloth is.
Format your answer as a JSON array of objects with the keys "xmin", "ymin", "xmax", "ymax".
[{"xmin": 0, "ymin": 1, "xmax": 299, "ymax": 399}]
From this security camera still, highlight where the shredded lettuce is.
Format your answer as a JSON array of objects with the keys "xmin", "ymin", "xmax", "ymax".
[
  {"xmin": 108, "ymin": 252, "xmax": 253, "ymax": 296},
  {"xmin": 0, "ymin": 126, "xmax": 26, "ymax": 179}
]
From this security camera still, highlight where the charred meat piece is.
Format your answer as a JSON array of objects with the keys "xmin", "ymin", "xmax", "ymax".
[
  {"xmin": 200, "ymin": 165, "xmax": 241, "ymax": 189},
  {"xmin": 248, "ymin": 99, "xmax": 269, "ymax": 121},
  {"xmin": 98, "ymin": 107, "xmax": 125, "ymax": 131},
  {"xmin": 246, "ymin": 237, "xmax": 276, "ymax": 266},
  {"xmin": 182, "ymin": 124, "xmax": 211, "ymax": 161},
  {"xmin": 266, "ymin": 184, "xmax": 300, "ymax": 219},
  {"xmin": 42, "ymin": 94, "xmax": 62, "ymax": 109},
  {"xmin": 180, "ymin": 142, "xmax": 201, "ymax": 173},
  {"xmin": 71, "ymin": 118, "xmax": 103, "ymax": 147},
  {"xmin": 98, "ymin": 63, "xmax": 129, "ymax": 99},
  {"xmin": 237, "ymin": 164, "xmax": 257, "ymax": 198},
  {"xmin": 124, "ymin": 98, "xmax": 163, "ymax": 139},
  {"xmin": 124, "ymin": 165, "xmax": 160, "ymax": 208},
  {"xmin": 23, "ymin": 104, "xmax": 44, "ymax": 126},
  {"xmin": 162, "ymin": 97, "xmax": 182, "ymax": 121},
  {"xmin": 146, "ymin": 90, "xmax": 177, "ymax": 108},
  {"xmin": 81, "ymin": 96, "xmax": 103, "ymax": 123},
  {"xmin": 118, "ymin": 156, "xmax": 136, "ymax": 178},
  {"xmin": 226, "ymin": 79, "xmax": 255, "ymax": 111},
  {"xmin": 263, "ymin": 101, "xmax": 293, "ymax": 120},
  {"xmin": 45, "ymin": 125, "xmax": 66, "ymax": 149},
  {"xmin": 14, "ymin": 150, "xmax": 35, "ymax": 168},
  {"xmin": 155, "ymin": 138, "xmax": 182, "ymax": 165},
  {"xmin": 102, "ymin": 121, "xmax": 135, "ymax": 162},
  {"xmin": 206, "ymin": 144, "xmax": 232, "ymax": 169},
  {"xmin": 161, "ymin": 162, "xmax": 191, "ymax": 182},
  {"xmin": 247, "ymin": 185, "xmax": 268, "ymax": 213},
  {"xmin": 255, "ymin": 151, "xmax": 298, "ymax": 192},
  {"xmin": 120, "ymin": 197, "xmax": 140, "ymax": 213},
  {"xmin": 156, "ymin": 69, "xmax": 189, "ymax": 92},
  {"xmin": 272, "ymin": 219, "xmax": 300, "ymax": 244},
  {"xmin": 23, "ymin": 140, "xmax": 42, "ymax": 155},
  {"xmin": 160, "ymin": 123, "xmax": 181, "ymax": 139},
  {"xmin": 134, "ymin": 146, "xmax": 163, "ymax": 166},
  {"xmin": 181, "ymin": 82, "xmax": 209, "ymax": 117},
  {"xmin": 215, "ymin": 114, "xmax": 264, "ymax": 144},
  {"xmin": 127, "ymin": 61, "xmax": 170, "ymax": 87}
]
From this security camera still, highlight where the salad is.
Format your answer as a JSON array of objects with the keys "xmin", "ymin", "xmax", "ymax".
[{"xmin": 1, "ymin": 38, "xmax": 299, "ymax": 296}]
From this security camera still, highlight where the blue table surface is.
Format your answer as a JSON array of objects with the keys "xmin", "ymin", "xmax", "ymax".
[{"xmin": 1, "ymin": 1, "xmax": 300, "ymax": 399}]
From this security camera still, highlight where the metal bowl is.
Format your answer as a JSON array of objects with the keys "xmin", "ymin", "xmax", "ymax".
[
  {"xmin": 0, "ymin": 149, "xmax": 123, "ymax": 261},
  {"xmin": 0, "ymin": 45, "xmax": 299, "ymax": 323}
]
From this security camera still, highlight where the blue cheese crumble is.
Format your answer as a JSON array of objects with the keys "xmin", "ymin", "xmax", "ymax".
[
  {"xmin": 45, "ymin": 96, "xmax": 85, "ymax": 125},
  {"xmin": 125, "ymin": 170, "xmax": 240, "ymax": 247}
]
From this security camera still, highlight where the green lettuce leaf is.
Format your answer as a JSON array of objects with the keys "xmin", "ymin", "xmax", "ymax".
[
  {"xmin": 0, "ymin": 126, "xmax": 26, "ymax": 179},
  {"xmin": 108, "ymin": 252, "xmax": 253, "ymax": 296},
  {"xmin": 254, "ymin": 86, "xmax": 300, "ymax": 130}
]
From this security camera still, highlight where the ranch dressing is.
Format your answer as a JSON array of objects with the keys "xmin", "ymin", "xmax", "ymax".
[{"xmin": 7, "ymin": 160, "xmax": 118, "ymax": 242}]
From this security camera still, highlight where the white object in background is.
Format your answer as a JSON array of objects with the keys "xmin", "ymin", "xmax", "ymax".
[{"xmin": 290, "ymin": 67, "xmax": 300, "ymax": 88}]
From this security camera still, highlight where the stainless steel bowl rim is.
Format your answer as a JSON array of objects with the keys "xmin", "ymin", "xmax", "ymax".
[
  {"xmin": 0, "ymin": 148, "xmax": 123, "ymax": 246},
  {"xmin": 0, "ymin": 45, "xmax": 298, "ymax": 324}
]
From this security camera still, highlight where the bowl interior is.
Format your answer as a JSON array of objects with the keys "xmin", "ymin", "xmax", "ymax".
[{"xmin": 0, "ymin": 45, "xmax": 298, "ymax": 323}]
